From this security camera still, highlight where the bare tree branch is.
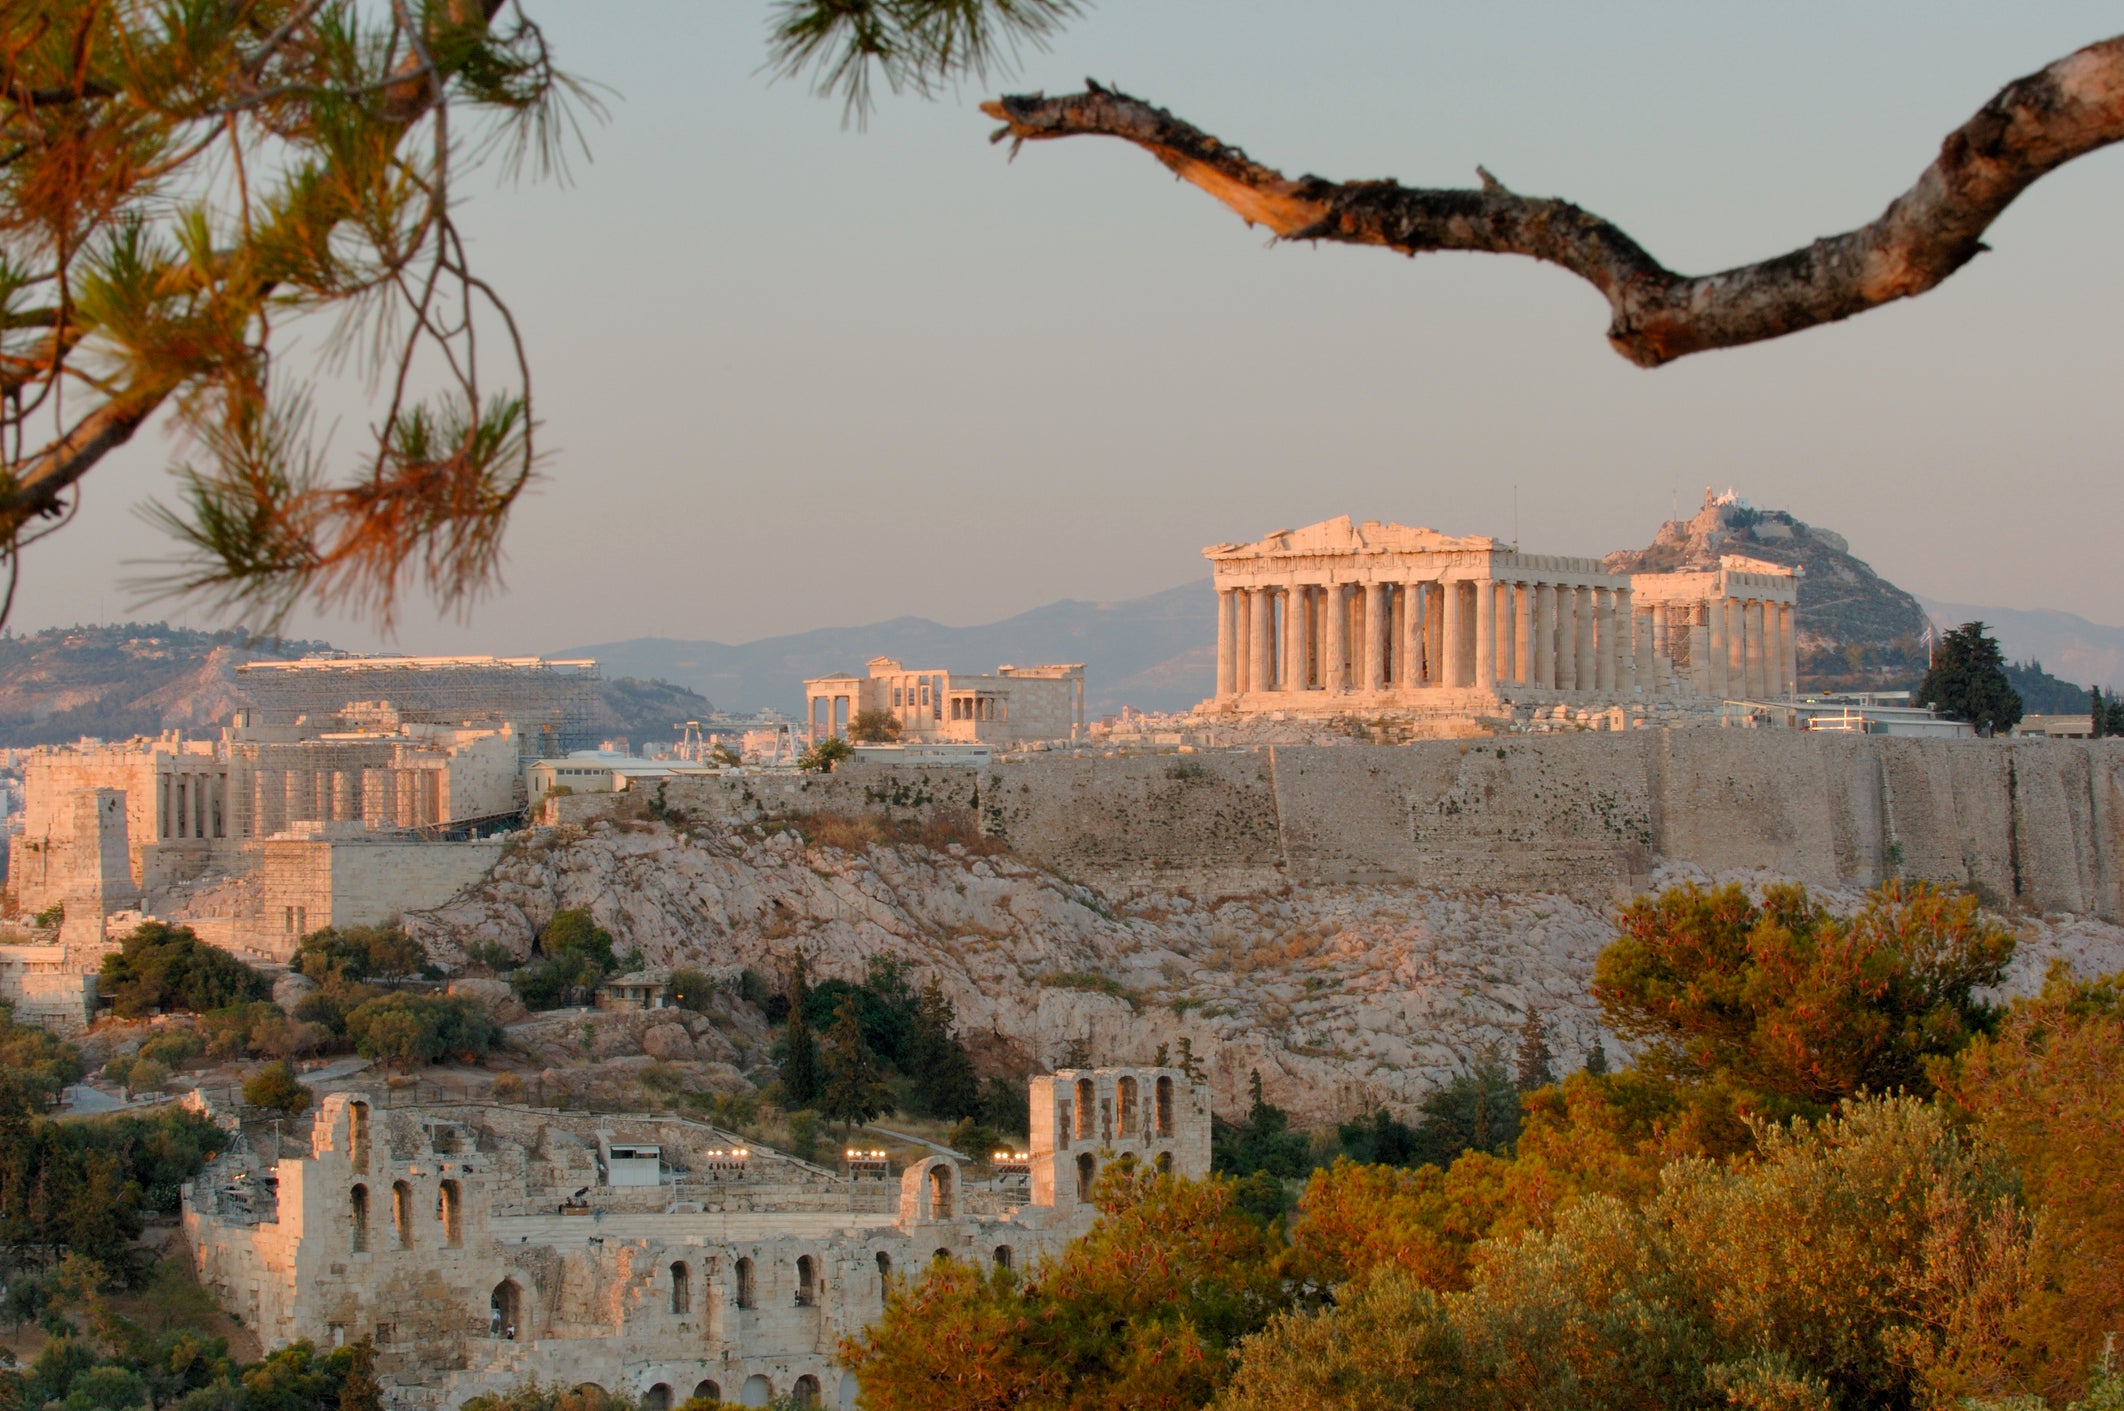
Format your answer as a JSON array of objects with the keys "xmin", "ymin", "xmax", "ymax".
[{"xmin": 981, "ymin": 36, "xmax": 2124, "ymax": 367}]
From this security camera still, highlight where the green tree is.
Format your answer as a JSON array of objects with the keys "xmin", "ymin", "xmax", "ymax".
[
  {"xmin": 509, "ymin": 909, "xmax": 619, "ymax": 1010},
  {"xmin": 99, "ymin": 924, "xmax": 267, "ymax": 1019},
  {"xmin": 1512, "ymin": 1010, "xmax": 1555, "ymax": 1092},
  {"xmin": 797, "ymin": 737, "xmax": 853, "ymax": 773},
  {"xmin": 667, "ymin": 968, "xmax": 716, "ymax": 1013},
  {"xmin": 819, "ymin": 995, "xmax": 891, "ymax": 1132},
  {"xmin": 241, "ymin": 1062, "xmax": 312, "ymax": 1117},
  {"xmin": 2093, "ymin": 685, "xmax": 2108, "ymax": 739},
  {"xmin": 1918, "ymin": 621, "xmax": 2025, "ymax": 735},
  {"xmin": 781, "ymin": 957, "xmax": 820, "ymax": 1107},
  {"xmin": 848, "ymin": 710, "xmax": 902, "ymax": 743},
  {"xmin": 341, "ymin": 995, "xmax": 499, "ymax": 1072},
  {"xmin": 906, "ymin": 981, "xmax": 980, "ymax": 1120},
  {"xmin": 1408, "ymin": 1050, "xmax": 1521, "ymax": 1167},
  {"xmin": 0, "ymin": 1000, "xmax": 85, "ymax": 1113},
  {"xmin": 1212, "ymin": 1070, "xmax": 1311, "ymax": 1181}
]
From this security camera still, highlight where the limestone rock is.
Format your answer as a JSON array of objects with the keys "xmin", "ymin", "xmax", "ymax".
[
  {"xmin": 640, "ymin": 1022, "xmax": 696, "ymax": 1063},
  {"xmin": 273, "ymin": 972, "xmax": 319, "ymax": 1014}
]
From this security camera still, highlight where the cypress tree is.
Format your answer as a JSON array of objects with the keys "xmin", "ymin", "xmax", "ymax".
[
  {"xmin": 1584, "ymin": 1039, "xmax": 1610, "ymax": 1076},
  {"xmin": 782, "ymin": 956, "xmax": 820, "ymax": 1107},
  {"xmin": 908, "ymin": 982, "xmax": 979, "ymax": 1120},
  {"xmin": 1513, "ymin": 1009, "xmax": 1557, "ymax": 1091},
  {"xmin": 821, "ymin": 994, "xmax": 891, "ymax": 1132},
  {"xmin": 1916, "ymin": 621, "xmax": 2023, "ymax": 735}
]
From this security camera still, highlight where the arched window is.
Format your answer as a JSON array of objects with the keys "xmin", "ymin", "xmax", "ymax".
[
  {"xmin": 875, "ymin": 1250, "xmax": 891, "ymax": 1292},
  {"xmin": 691, "ymin": 1383, "xmax": 720, "ymax": 1406},
  {"xmin": 928, "ymin": 1164, "xmax": 953, "ymax": 1220},
  {"xmin": 490, "ymin": 1280, "xmax": 521, "ymax": 1340},
  {"xmin": 670, "ymin": 1261, "xmax": 690, "ymax": 1315},
  {"xmin": 349, "ymin": 1185, "xmax": 369, "ymax": 1253},
  {"xmin": 348, "ymin": 1101, "xmax": 370, "ymax": 1172},
  {"xmin": 933, "ymin": 1248, "xmax": 951, "ymax": 1263},
  {"xmin": 1155, "ymin": 1076, "xmax": 1174, "ymax": 1137},
  {"xmin": 738, "ymin": 1376, "xmax": 771, "ymax": 1407},
  {"xmin": 1075, "ymin": 1152, "xmax": 1096, "ymax": 1203},
  {"xmin": 390, "ymin": 1181, "xmax": 413, "ymax": 1248},
  {"xmin": 1074, "ymin": 1078, "xmax": 1094, "ymax": 1140},
  {"xmin": 735, "ymin": 1257, "xmax": 756, "ymax": 1310},
  {"xmin": 1117, "ymin": 1077, "xmax": 1139, "ymax": 1137},
  {"xmin": 644, "ymin": 1386, "xmax": 671, "ymax": 1411},
  {"xmin": 438, "ymin": 1180, "xmax": 462, "ymax": 1247},
  {"xmin": 795, "ymin": 1255, "xmax": 816, "ymax": 1308},
  {"xmin": 1156, "ymin": 1151, "xmax": 1173, "ymax": 1175},
  {"xmin": 992, "ymin": 1245, "xmax": 1012, "ymax": 1270},
  {"xmin": 791, "ymin": 1375, "xmax": 820, "ymax": 1408}
]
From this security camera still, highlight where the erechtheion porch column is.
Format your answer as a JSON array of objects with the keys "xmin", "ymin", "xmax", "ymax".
[
  {"xmin": 1472, "ymin": 581, "xmax": 1496, "ymax": 688},
  {"xmin": 1533, "ymin": 584, "xmax": 1555, "ymax": 690},
  {"xmin": 1324, "ymin": 585, "xmax": 1349, "ymax": 692},
  {"xmin": 1216, "ymin": 590, "xmax": 1237, "ymax": 701},
  {"xmin": 1250, "ymin": 587, "xmax": 1275, "ymax": 694}
]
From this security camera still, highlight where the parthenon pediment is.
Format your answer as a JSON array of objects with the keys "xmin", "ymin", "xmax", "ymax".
[{"xmin": 1204, "ymin": 515, "xmax": 1500, "ymax": 561}]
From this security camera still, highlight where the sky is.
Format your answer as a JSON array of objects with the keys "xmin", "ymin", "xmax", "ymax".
[{"xmin": 13, "ymin": 3, "xmax": 2124, "ymax": 653}]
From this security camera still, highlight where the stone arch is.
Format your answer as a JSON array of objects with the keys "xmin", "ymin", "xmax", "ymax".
[
  {"xmin": 490, "ymin": 1279, "xmax": 521, "ymax": 1339},
  {"xmin": 992, "ymin": 1244, "xmax": 1012, "ymax": 1271},
  {"xmin": 933, "ymin": 1247, "xmax": 951, "ymax": 1263},
  {"xmin": 795, "ymin": 1255, "xmax": 817, "ymax": 1307},
  {"xmin": 1155, "ymin": 1151, "xmax": 1173, "ymax": 1175},
  {"xmin": 1075, "ymin": 1152, "xmax": 1096, "ymax": 1203},
  {"xmin": 1155, "ymin": 1075, "xmax": 1174, "ymax": 1137},
  {"xmin": 929, "ymin": 1163, "xmax": 954, "ymax": 1220},
  {"xmin": 1074, "ymin": 1078, "xmax": 1094, "ymax": 1139},
  {"xmin": 1117, "ymin": 1076, "xmax": 1139, "ymax": 1137},
  {"xmin": 438, "ymin": 1179, "xmax": 462, "ymax": 1246},
  {"xmin": 738, "ymin": 1374, "xmax": 772, "ymax": 1407},
  {"xmin": 669, "ymin": 1260, "xmax": 690, "ymax": 1315},
  {"xmin": 391, "ymin": 1180, "xmax": 413, "ymax": 1248},
  {"xmin": 735, "ymin": 1257, "xmax": 756, "ymax": 1309},
  {"xmin": 349, "ymin": 1184, "xmax": 369, "ymax": 1253},
  {"xmin": 792, "ymin": 1375, "xmax": 821, "ymax": 1407},
  {"xmin": 691, "ymin": 1382, "xmax": 720, "ymax": 1406},
  {"xmin": 899, "ymin": 1156, "xmax": 961, "ymax": 1223},
  {"xmin": 644, "ymin": 1385, "xmax": 671, "ymax": 1411}
]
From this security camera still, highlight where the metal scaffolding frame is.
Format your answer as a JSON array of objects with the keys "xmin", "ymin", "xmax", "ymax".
[{"xmin": 236, "ymin": 655, "xmax": 602, "ymax": 756}]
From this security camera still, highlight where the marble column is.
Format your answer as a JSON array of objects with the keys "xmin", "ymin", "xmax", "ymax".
[
  {"xmin": 1781, "ymin": 602, "xmax": 1799, "ymax": 698},
  {"xmin": 1554, "ymin": 588, "xmax": 1575, "ymax": 692},
  {"xmin": 1473, "ymin": 580, "xmax": 1495, "ymax": 688},
  {"xmin": 1594, "ymin": 589, "xmax": 1616, "ymax": 693},
  {"xmin": 1580, "ymin": 582, "xmax": 1597, "ymax": 692},
  {"xmin": 1618, "ymin": 588, "xmax": 1638, "ymax": 695},
  {"xmin": 1402, "ymin": 583, "xmax": 1424, "ymax": 692},
  {"xmin": 1513, "ymin": 583, "xmax": 1534, "ymax": 685},
  {"xmin": 1424, "ymin": 585, "xmax": 1445, "ymax": 685},
  {"xmin": 1364, "ymin": 583, "xmax": 1389, "ymax": 692},
  {"xmin": 1495, "ymin": 583, "xmax": 1515, "ymax": 686},
  {"xmin": 1705, "ymin": 598, "xmax": 1728, "ymax": 697},
  {"xmin": 1632, "ymin": 599, "xmax": 1652, "ymax": 694},
  {"xmin": 1441, "ymin": 582, "xmax": 1465, "ymax": 688},
  {"xmin": 1725, "ymin": 598, "xmax": 1746, "ymax": 697},
  {"xmin": 1324, "ymin": 585, "xmax": 1349, "ymax": 693},
  {"xmin": 1249, "ymin": 587, "xmax": 1275, "ymax": 694},
  {"xmin": 1744, "ymin": 599, "xmax": 1767, "ymax": 698},
  {"xmin": 1216, "ymin": 590, "xmax": 1237, "ymax": 700},
  {"xmin": 1236, "ymin": 590, "xmax": 1255, "ymax": 695},
  {"xmin": 1285, "ymin": 585, "xmax": 1310, "ymax": 692},
  {"xmin": 1533, "ymin": 583, "xmax": 1555, "ymax": 690}
]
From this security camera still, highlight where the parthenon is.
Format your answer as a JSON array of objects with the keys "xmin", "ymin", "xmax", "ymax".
[{"xmin": 1204, "ymin": 517, "xmax": 1798, "ymax": 717}]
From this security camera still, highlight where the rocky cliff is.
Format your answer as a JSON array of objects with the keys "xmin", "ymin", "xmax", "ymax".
[{"xmin": 407, "ymin": 737, "xmax": 2124, "ymax": 1124}]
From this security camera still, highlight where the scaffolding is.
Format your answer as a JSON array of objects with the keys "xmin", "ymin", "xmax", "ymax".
[{"xmin": 236, "ymin": 655, "xmax": 602, "ymax": 757}]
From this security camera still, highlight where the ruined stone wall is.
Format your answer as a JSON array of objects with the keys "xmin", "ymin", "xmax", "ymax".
[{"xmin": 636, "ymin": 736, "xmax": 2124, "ymax": 919}]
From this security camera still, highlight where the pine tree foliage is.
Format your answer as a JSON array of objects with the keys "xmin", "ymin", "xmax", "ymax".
[
  {"xmin": 820, "ymin": 993, "xmax": 890, "ymax": 1130},
  {"xmin": 781, "ymin": 955, "xmax": 819, "ymax": 1107},
  {"xmin": 1918, "ymin": 621, "xmax": 2024, "ymax": 735},
  {"xmin": 0, "ymin": 0, "xmax": 1074, "ymax": 627}
]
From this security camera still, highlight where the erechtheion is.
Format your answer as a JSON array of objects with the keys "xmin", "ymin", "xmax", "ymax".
[
  {"xmin": 804, "ymin": 658, "xmax": 1086, "ymax": 745},
  {"xmin": 183, "ymin": 1067, "xmax": 1209, "ymax": 1409},
  {"xmin": 1205, "ymin": 517, "xmax": 1798, "ymax": 718}
]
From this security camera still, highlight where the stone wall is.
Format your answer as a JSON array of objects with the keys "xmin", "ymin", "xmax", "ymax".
[{"xmin": 634, "ymin": 735, "xmax": 2124, "ymax": 919}]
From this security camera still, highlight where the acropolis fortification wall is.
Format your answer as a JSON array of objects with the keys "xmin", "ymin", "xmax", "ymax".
[{"xmin": 639, "ymin": 735, "xmax": 2124, "ymax": 919}]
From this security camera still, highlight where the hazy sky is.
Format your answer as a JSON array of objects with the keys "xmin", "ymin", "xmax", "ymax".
[{"xmin": 15, "ymin": 4, "xmax": 2124, "ymax": 652}]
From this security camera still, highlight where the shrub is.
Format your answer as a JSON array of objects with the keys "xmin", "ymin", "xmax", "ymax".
[
  {"xmin": 99, "ymin": 923, "xmax": 268, "ymax": 1018},
  {"xmin": 242, "ymin": 1061, "xmax": 312, "ymax": 1115}
]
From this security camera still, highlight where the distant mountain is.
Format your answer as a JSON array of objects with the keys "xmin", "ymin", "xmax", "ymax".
[
  {"xmin": 1916, "ymin": 598, "xmax": 2124, "ymax": 694},
  {"xmin": 556, "ymin": 581, "xmax": 1215, "ymax": 719}
]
